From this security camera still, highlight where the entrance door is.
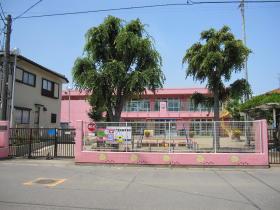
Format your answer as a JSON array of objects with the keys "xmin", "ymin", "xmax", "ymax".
[{"xmin": 34, "ymin": 105, "xmax": 40, "ymax": 128}]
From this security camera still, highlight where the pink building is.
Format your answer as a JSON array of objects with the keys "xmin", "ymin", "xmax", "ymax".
[{"xmin": 61, "ymin": 88, "xmax": 214, "ymax": 126}]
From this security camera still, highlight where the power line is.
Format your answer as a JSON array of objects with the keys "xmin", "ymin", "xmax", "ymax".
[
  {"xmin": 14, "ymin": 0, "xmax": 43, "ymax": 20},
  {"xmin": 0, "ymin": 2, "xmax": 5, "ymax": 25},
  {"xmin": 0, "ymin": 1, "xmax": 5, "ymax": 17},
  {"xmin": 14, "ymin": 0, "xmax": 280, "ymax": 20}
]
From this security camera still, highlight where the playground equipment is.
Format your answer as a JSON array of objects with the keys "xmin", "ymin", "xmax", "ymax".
[{"xmin": 220, "ymin": 110, "xmax": 234, "ymax": 138}]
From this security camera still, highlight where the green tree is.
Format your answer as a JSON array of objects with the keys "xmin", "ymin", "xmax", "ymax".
[
  {"xmin": 183, "ymin": 26, "xmax": 251, "ymax": 148},
  {"xmin": 183, "ymin": 26, "xmax": 251, "ymax": 121},
  {"xmin": 73, "ymin": 16, "xmax": 165, "ymax": 122}
]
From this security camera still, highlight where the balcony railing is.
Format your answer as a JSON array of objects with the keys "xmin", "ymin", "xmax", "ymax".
[{"xmin": 123, "ymin": 102, "xmax": 217, "ymax": 112}]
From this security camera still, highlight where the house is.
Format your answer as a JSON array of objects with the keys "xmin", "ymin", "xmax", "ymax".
[
  {"xmin": 61, "ymin": 88, "xmax": 214, "ymax": 130},
  {"xmin": 0, "ymin": 53, "xmax": 68, "ymax": 127}
]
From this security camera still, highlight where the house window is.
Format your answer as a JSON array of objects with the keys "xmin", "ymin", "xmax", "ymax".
[
  {"xmin": 42, "ymin": 79, "xmax": 59, "ymax": 98},
  {"xmin": 16, "ymin": 68, "xmax": 36, "ymax": 87},
  {"xmin": 51, "ymin": 113, "xmax": 57, "ymax": 123},
  {"xmin": 15, "ymin": 108, "xmax": 31, "ymax": 124}
]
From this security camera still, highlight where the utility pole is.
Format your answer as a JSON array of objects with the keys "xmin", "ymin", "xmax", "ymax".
[
  {"xmin": 278, "ymin": 73, "xmax": 280, "ymax": 89},
  {"xmin": 0, "ymin": 15, "xmax": 12, "ymax": 120},
  {"xmin": 240, "ymin": 0, "xmax": 248, "ymax": 86}
]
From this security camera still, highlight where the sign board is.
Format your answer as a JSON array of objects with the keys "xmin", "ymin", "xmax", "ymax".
[
  {"xmin": 88, "ymin": 122, "xmax": 96, "ymax": 132},
  {"xmin": 106, "ymin": 126, "xmax": 132, "ymax": 143},
  {"xmin": 160, "ymin": 102, "xmax": 167, "ymax": 112}
]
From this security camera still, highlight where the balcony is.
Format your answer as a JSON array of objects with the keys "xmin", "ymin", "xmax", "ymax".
[
  {"xmin": 121, "ymin": 111, "xmax": 214, "ymax": 119},
  {"xmin": 122, "ymin": 101, "xmax": 215, "ymax": 119}
]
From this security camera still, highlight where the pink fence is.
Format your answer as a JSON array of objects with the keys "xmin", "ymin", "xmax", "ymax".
[
  {"xmin": 0, "ymin": 121, "xmax": 9, "ymax": 159},
  {"xmin": 74, "ymin": 120, "xmax": 269, "ymax": 166}
]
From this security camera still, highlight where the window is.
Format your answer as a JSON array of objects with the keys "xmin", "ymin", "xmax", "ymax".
[
  {"xmin": 167, "ymin": 99, "xmax": 180, "ymax": 111},
  {"xmin": 15, "ymin": 108, "xmax": 31, "ymax": 124},
  {"xmin": 51, "ymin": 113, "xmax": 57, "ymax": 123},
  {"xmin": 188, "ymin": 99, "xmax": 214, "ymax": 112},
  {"xmin": 124, "ymin": 100, "xmax": 150, "ymax": 112},
  {"xmin": 16, "ymin": 68, "xmax": 36, "ymax": 87},
  {"xmin": 154, "ymin": 99, "xmax": 181, "ymax": 111},
  {"xmin": 42, "ymin": 79, "xmax": 59, "ymax": 98},
  {"xmin": 154, "ymin": 99, "xmax": 167, "ymax": 111}
]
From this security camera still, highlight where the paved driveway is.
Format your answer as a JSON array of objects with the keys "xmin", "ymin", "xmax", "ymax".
[{"xmin": 0, "ymin": 159, "xmax": 280, "ymax": 210}]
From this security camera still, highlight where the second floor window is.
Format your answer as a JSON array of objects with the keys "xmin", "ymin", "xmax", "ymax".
[
  {"xmin": 123, "ymin": 100, "xmax": 150, "ymax": 112},
  {"xmin": 16, "ymin": 68, "xmax": 36, "ymax": 87},
  {"xmin": 42, "ymin": 79, "xmax": 59, "ymax": 98},
  {"xmin": 154, "ymin": 99, "xmax": 181, "ymax": 111},
  {"xmin": 167, "ymin": 99, "xmax": 180, "ymax": 111}
]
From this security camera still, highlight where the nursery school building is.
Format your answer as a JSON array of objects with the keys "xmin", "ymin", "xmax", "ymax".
[{"xmin": 61, "ymin": 88, "xmax": 215, "ymax": 126}]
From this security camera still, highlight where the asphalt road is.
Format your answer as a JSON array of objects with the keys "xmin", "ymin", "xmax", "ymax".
[{"xmin": 0, "ymin": 159, "xmax": 280, "ymax": 210}]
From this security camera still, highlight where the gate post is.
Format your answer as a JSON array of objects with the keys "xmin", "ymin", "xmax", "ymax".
[
  {"xmin": 54, "ymin": 129, "xmax": 58, "ymax": 158},
  {"xmin": 28, "ymin": 128, "xmax": 32, "ymax": 159},
  {"xmin": 0, "ymin": 121, "xmax": 9, "ymax": 158}
]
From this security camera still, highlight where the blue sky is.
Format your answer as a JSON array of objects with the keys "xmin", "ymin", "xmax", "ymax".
[{"xmin": 2, "ymin": 0, "xmax": 280, "ymax": 95}]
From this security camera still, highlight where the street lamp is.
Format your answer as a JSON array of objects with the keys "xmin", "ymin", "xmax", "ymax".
[
  {"xmin": 67, "ymin": 84, "xmax": 72, "ymax": 127},
  {"xmin": 10, "ymin": 48, "xmax": 20, "ymax": 127}
]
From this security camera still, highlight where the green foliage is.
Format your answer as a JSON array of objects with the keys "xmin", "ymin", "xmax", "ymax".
[
  {"xmin": 240, "ymin": 93, "xmax": 280, "ymax": 111},
  {"xmin": 73, "ymin": 16, "xmax": 165, "ymax": 122},
  {"xmin": 225, "ymin": 98, "xmax": 243, "ymax": 120},
  {"xmin": 183, "ymin": 26, "xmax": 251, "ymax": 120}
]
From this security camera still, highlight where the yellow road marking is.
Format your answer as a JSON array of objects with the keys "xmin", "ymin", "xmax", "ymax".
[
  {"xmin": 22, "ymin": 178, "xmax": 66, "ymax": 187},
  {"xmin": 46, "ymin": 179, "xmax": 66, "ymax": 187}
]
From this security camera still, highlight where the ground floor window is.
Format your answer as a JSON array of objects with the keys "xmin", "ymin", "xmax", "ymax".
[
  {"xmin": 190, "ymin": 119, "xmax": 213, "ymax": 136},
  {"xmin": 15, "ymin": 107, "xmax": 31, "ymax": 124},
  {"xmin": 51, "ymin": 113, "xmax": 57, "ymax": 123}
]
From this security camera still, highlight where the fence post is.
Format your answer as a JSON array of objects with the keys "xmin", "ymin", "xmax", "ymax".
[
  {"xmin": 125, "ymin": 122, "xmax": 128, "ymax": 152},
  {"xmin": 213, "ymin": 121, "xmax": 217, "ymax": 153},
  {"xmin": 54, "ymin": 129, "xmax": 58, "ymax": 158},
  {"xmin": 28, "ymin": 128, "xmax": 32, "ymax": 158},
  {"xmin": 168, "ymin": 121, "xmax": 171, "ymax": 153}
]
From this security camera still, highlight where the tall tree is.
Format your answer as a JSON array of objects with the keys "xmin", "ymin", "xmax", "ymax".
[
  {"xmin": 73, "ymin": 16, "xmax": 165, "ymax": 122},
  {"xmin": 183, "ymin": 26, "xmax": 251, "ymax": 147},
  {"xmin": 183, "ymin": 26, "xmax": 251, "ymax": 121}
]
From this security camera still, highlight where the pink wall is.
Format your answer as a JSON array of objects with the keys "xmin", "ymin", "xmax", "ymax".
[
  {"xmin": 0, "ymin": 121, "xmax": 9, "ymax": 159},
  {"xmin": 61, "ymin": 88, "xmax": 214, "ymax": 126},
  {"xmin": 61, "ymin": 99, "xmax": 91, "ymax": 126},
  {"xmin": 74, "ymin": 120, "xmax": 269, "ymax": 166}
]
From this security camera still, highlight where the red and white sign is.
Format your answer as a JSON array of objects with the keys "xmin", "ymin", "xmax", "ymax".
[{"xmin": 88, "ymin": 122, "xmax": 96, "ymax": 132}]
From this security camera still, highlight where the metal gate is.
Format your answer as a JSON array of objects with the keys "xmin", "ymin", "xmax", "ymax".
[
  {"xmin": 9, "ymin": 128, "xmax": 75, "ymax": 158},
  {"xmin": 268, "ymin": 128, "xmax": 280, "ymax": 164}
]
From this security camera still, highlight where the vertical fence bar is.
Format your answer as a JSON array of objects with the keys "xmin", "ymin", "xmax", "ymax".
[
  {"xmin": 260, "ymin": 121, "xmax": 263, "ymax": 153},
  {"xmin": 213, "ymin": 121, "xmax": 217, "ymax": 153},
  {"xmin": 125, "ymin": 122, "xmax": 128, "ymax": 152},
  {"xmin": 54, "ymin": 129, "xmax": 58, "ymax": 158},
  {"xmin": 28, "ymin": 128, "xmax": 32, "ymax": 158},
  {"xmin": 168, "ymin": 121, "xmax": 171, "ymax": 153}
]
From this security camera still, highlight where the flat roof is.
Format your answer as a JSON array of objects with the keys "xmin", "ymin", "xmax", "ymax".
[{"xmin": 62, "ymin": 88, "xmax": 210, "ymax": 97}]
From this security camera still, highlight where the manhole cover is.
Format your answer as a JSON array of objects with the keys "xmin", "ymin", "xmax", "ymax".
[{"xmin": 34, "ymin": 179, "xmax": 57, "ymax": 185}]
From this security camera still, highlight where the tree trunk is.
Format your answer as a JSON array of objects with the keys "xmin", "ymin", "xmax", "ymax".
[
  {"xmin": 213, "ymin": 89, "xmax": 220, "ymax": 150},
  {"xmin": 112, "ymin": 96, "xmax": 125, "ymax": 122}
]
